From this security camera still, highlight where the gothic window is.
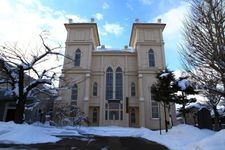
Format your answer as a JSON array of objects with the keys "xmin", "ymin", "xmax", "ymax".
[
  {"xmin": 106, "ymin": 67, "xmax": 113, "ymax": 100},
  {"xmin": 71, "ymin": 84, "xmax": 78, "ymax": 105},
  {"xmin": 148, "ymin": 49, "xmax": 155, "ymax": 67},
  {"xmin": 74, "ymin": 49, "xmax": 81, "ymax": 66},
  {"xmin": 115, "ymin": 67, "xmax": 123, "ymax": 100},
  {"xmin": 131, "ymin": 82, "xmax": 136, "ymax": 96},
  {"xmin": 152, "ymin": 101, "xmax": 159, "ymax": 119},
  {"xmin": 93, "ymin": 82, "xmax": 98, "ymax": 96}
]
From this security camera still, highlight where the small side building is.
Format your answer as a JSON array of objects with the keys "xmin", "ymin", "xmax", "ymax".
[{"xmin": 0, "ymin": 63, "xmax": 56, "ymax": 123}]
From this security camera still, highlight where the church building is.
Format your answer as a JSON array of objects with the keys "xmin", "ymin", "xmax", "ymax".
[{"xmin": 55, "ymin": 19, "xmax": 176, "ymax": 129}]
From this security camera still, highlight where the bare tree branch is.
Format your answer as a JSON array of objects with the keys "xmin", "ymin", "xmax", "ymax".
[{"xmin": 0, "ymin": 33, "xmax": 64, "ymax": 124}]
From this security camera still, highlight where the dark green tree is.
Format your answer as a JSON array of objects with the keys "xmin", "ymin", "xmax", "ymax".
[
  {"xmin": 173, "ymin": 75, "xmax": 198, "ymax": 124},
  {"xmin": 151, "ymin": 68, "xmax": 177, "ymax": 132}
]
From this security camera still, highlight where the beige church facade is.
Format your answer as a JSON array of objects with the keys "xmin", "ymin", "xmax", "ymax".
[{"xmin": 55, "ymin": 20, "xmax": 176, "ymax": 129}]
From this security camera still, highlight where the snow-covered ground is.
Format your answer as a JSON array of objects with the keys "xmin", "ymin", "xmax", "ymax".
[{"xmin": 0, "ymin": 121, "xmax": 224, "ymax": 150}]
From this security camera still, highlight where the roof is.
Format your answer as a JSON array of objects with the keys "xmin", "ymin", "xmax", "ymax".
[
  {"xmin": 0, "ymin": 89, "xmax": 14, "ymax": 100},
  {"xmin": 93, "ymin": 49, "xmax": 135, "ymax": 56},
  {"xmin": 95, "ymin": 49, "xmax": 134, "ymax": 53}
]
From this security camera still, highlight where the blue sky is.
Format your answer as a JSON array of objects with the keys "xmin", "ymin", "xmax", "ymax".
[{"xmin": 0, "ymin": 0, "xmax": 189, "ymax": 70}]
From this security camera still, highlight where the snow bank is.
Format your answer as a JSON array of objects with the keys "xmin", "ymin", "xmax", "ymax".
[
  {"xmin": 70, "ymin": 125, "xmax": 216, "ymax": 150},
  {"xmin": 151, "ymin": 124, "xmax": 215, "ymax": 150},
  {"xmin": 0, "ymin": 122, "xmax": 224, "ymax": 150},
  {"xmin": 0, "ymin": 122, "xmax": 80, "ymax": 144},
  {"xmin": 188, "ymin": 129, "xmax": 225, "ymax": 150},
  {"xmin": 0, "ymin": 122, "xmax": 60, "ymax": 144}
]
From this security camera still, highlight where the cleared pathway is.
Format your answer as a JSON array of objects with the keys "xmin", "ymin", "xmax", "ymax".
[{"xmin": 0, "ymin": 136, "xmax": 169, "ymax": 150}]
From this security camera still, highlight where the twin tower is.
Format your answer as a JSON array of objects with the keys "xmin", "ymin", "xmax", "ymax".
[{"xmin": 55, "ymin": 19, "xmax": 176, "ymax": 129}]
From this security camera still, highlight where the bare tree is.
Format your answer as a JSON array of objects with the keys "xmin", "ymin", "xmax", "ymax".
[
  {"xmin": 193, "ymin": 68, "xmax": 222, "ymax": 130},
  {"xmin": 53, "ymin": 103, "xmax": 89, "ymax": 127},
  {"xmin": 0, "ymin": 34, "xmax": 63, "ymax": 124},
  {"xmin": 180, "ymin": 0, "xmax": 225, "ymax": 130}
]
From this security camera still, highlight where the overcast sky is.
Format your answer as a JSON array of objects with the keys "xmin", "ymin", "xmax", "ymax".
[{"xmin": 0, "ymin": 0, "xmax": 190, "ymax": 70}]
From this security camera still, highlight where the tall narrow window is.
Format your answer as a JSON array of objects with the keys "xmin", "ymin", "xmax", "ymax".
[
  {"xmin": 93, "ymin": 82, "xmax": 98, "ymax": 96},
  {"xmin": 131, "ymin": 82, "xmax": 136, "ymax": 96},
  {"xmin": 148, "ymin": 49, "xmax": 155, "ymax": 67},
  {"xmin": 106, "ymin": 67, "xmax": 113, "ymax": 100},
  {"xmin": 71, "ymin": 84, "xmax": 78, "ymax": 105},
  {"xmin": 74, "ymin": 49, "xmax": 81, "ymax": 66},
  {"xmin": 152, "ymin": 101, "xmax": 159, "ymax": 119},
  {"xmin": 115, "ymin": 67, "xmax": 123, "ymax": 100}
]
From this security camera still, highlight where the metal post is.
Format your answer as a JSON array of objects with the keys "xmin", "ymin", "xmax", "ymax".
[{"xmin": 159, "ymin": 103, "xmax": 162, "ymax": 135}]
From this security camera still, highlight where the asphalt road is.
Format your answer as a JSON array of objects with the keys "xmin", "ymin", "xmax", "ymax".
[{"xmin": 0, "ymin": 136, "xmax": 169, "ymax": 150}]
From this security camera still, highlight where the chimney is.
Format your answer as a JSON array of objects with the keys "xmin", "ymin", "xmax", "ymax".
[
  {"xmin": 69, "ymin": 18, "xmax": 73, "ymax": 24},
  {"xmin": 101, "ymin": 45, "xmax": 105, "ymax": 49},
  {"xmin": 157, "ymin": 18, "xmax": 161, "ymax": 23},
  {"xmin": 91, "ymin": 18, "xmax": 95, "ymax": 23},
  {"xmin": 135, "ymin": 18, "xmax": 139, "ymax": 23}
]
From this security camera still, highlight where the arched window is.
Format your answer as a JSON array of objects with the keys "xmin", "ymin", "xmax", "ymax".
[
  {"xmin": 115, "ymin": 67, "xmax": 123, "ymax": 100},
  {"xmin": 106, "ymin": 67, "xmax": 113, "ymax": 100},
  {"xmin": 131, "ymin": 82, "xmax": 136, "ymax": 96},
  {"xmin": 93, "ymin": 82, "xmax": 98, "ymax": 96},
  {"xmin": 74, "ymin": 49, "xmax": 81, "ymax": 66},
  {"xmin": 71, "ymin": 84, "xmax": 78, "ymax": 105},
  {"xmin": 148, "ymin": 49, "xmax": 155, "ymax": 67}
]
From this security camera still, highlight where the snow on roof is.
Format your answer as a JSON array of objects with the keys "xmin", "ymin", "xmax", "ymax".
[
  {"xmin": 0, "ymin": 88, "xmax": 13, "ymax": 98},
  {"xmin": 95, "ymin": 49, "xmax": 134, "ymax": 54},
  {"xmin": 217, "ymin": 105, "xmax": 225, "ymax": 116},
  {"xmin": 178, "ymin": 79, "xmax": 189, "ymax": 90},
  {"xmin": 185, "ymin": 102, "xmax": 208, "ymax": 110},
  {"xmin": 159, "ymin": 72, "xmax": 169, "ymax": 78},
  {"xmin": 187, "ymin": 94, "xmax": 208, "ymax": 103}
]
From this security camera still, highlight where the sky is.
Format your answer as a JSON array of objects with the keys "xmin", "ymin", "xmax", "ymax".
[{"xmin": 0, "ymin": 0, "xmax": 190, "ymax": 71}]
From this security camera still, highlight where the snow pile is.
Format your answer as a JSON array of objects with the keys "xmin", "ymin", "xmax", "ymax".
[
  {"xmin": 150, "ymin": 124, "xmax": 215, "ymax": 150},
  {"xmin": 0, "ymin": 122, "xmax": 224, "ymax": 150},
  {"xmin": 0, "ymin": 122, "xmax": 60, "ymax": 144},
  {"xmin": 188, "ymin": 129, "xmax": 225, "ymax": 150},
  {"xmin": 0, "ymin": 122, "xmax": 79, "ymax": 144}
]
